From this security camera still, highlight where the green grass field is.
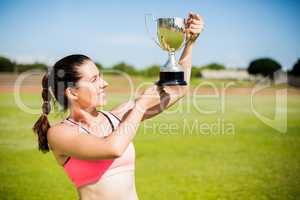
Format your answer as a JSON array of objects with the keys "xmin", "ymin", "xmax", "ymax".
[{"xmin": 0, "ymin": 90, "xmax": 300, "ymax": 199}]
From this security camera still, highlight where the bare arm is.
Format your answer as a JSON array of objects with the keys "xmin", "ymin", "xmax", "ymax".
[
  {"xmin": 48, "ymin": 97, "xmax": 157, "ymax": 160},
  {"xmin": 180, "ymin": 43, "xmax": 193, "ymax": 84},
  {"xmin": 139, "ymin": 43, "xmax": 193, "ymax": 120},
  {"xmin": 111, "ymin": 44, "xmax": 192, "ymax": 122}
]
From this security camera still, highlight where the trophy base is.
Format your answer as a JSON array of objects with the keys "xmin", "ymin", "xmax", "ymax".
[{"xmin": 156, "ymin": 71, "xmax": 187, "ymax": 86}]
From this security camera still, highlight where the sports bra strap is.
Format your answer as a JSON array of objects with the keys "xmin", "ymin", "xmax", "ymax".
[
  {"xmin": 99, "ymin": 111, "xmax": 115, "ymax": 131},
  {"xmin": 109, "ymin": 112, "xmax": 122, "ymax": 122},
  {"xmin": 63, "ymin": 156, "xmax": 71, "ymax": 166},
  {"xmin": 66, "ymin": 118, "xmax": 91, "ymax": 134}
]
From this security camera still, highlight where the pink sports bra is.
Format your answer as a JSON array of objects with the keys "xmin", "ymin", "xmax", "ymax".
[{"xmin": 62, "ymin": 111, "xmax": 135, "ymax": 188}]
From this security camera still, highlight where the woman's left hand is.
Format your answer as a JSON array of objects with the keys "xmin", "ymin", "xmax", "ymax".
[{"xmin": 185, "ymin": 12, "xmax": 204, "ymax": 44}]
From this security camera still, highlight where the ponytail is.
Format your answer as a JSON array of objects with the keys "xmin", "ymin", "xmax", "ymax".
[
  {"xmin": 32, "ymin": 74, "xmax": 52, "ymax": 153},
  {"xmin": 32, "ymin": 54, "xmax": 90, "ymax": 153}
]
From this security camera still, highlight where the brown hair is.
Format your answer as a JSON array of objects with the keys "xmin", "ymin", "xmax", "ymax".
[{"xmin": 32, "ymin": 54, "xmax": 91, "ymax": 153}]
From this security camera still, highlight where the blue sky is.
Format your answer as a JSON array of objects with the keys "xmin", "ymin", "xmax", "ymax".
[{"xmin": 0, "ymin": 0, "xmax": 299, "ymax": 70}]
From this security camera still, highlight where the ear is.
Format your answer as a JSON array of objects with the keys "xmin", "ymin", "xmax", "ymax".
[{"xmin": 65, "ymin": 87, "xmax": 78, "ymax": 101}]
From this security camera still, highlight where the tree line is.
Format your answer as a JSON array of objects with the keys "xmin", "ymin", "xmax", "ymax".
[
  {"xmin": 0, "ymin": 55, "xmax": 223, "ymax": 78},
  {"xmin": 0, "ymin": 55, "xmax": 299, "ymax": 78}
]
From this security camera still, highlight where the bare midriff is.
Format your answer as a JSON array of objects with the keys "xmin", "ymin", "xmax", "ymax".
[{"xmin": 78, "ymin": 170, "xmax": 139, "ymax": 200}]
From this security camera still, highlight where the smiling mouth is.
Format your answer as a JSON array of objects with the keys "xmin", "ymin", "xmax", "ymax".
[{"xmin": 97, "ymin": 89, "xmax": 105, "ymax": 96}]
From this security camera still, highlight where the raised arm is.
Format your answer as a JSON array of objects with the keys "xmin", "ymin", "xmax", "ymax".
[
  {"xmin": 111, "ymin": 12, "xmax": 204, "ymax": 121},
  {"xmin": 143, "ymin": 13, "xmax": 204, "ymax": 119},
  {"xmin": 180, "ymin": 12, "xmax": 204, "ymax": 84}
]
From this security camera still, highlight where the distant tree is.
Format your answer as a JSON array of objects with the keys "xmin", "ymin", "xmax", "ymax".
[
  {"xmin": 112, "ymin": 62, "xmax": 137, "ymax": 75},
  {"xmin": 247, "ymin": 58, "xmax": 282, "ymax": 80},
  {"xmin": 191, "ymin": 66, "xmax": 202, "ymax": 78},
  {"xmin": 16, "ymin": 63, "xmax": 48, "ymax": 73},
  {"xmin": 0, "ymin": 56, "xmax": 15, "ymax": 72},
  {"xmin": 289, "ymin": 59, "xmax": 300, "ymax": 77},
  {"xmin": 201, "ymin": 63, "xmax": 226, "ymax": 70},
  {"xmin": 95, "ymin": 62, "xmax": 103, "ymax": 70},
  {"xmin": 140, "ymin": 65, "xmax": 160, "ymax": 77}
]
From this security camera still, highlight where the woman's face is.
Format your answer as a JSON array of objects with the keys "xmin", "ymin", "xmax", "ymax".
[{"xmin": 71, "ymin": 60, "xmax": 108, "ymax": 109}]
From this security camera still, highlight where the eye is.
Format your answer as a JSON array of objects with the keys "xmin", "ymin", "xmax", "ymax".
[
  {"xmin": 92, "ymin": 77, "xmax": 97, "ymax": 83},
  {"xmin": 91, "ymin": 74, "xmax": 100, "ymax": 83}
]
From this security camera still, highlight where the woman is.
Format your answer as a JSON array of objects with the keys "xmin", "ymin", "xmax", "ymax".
[{"xmin": 33, "ymin": 12, "xmax": 203, "ymax": 200}]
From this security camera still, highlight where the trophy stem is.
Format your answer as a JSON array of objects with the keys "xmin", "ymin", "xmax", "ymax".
[
  {"xmin": 168, "ymin": 52, "xmax": 177, "ymax": 69},
  {"xmin": 156, "ymin": 51, "xmax": 187, "ymax": 86},
  {"xmin": 162, "ymin": 52, "xmax": 180, "ymax": 72}
]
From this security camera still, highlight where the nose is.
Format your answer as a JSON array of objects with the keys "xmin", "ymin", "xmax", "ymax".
[{"xmin": 99, "ymin": 78, "xmax": 109, "ymax": 88}]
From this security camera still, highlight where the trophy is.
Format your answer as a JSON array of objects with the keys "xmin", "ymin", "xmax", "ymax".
[{"xmin": 145, "ymin": 14, "xmax": 197, "ymax": 86}]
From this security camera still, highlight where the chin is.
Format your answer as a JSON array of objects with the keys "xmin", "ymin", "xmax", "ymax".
[
  {"xmin": 96, "ymin": 98, "xmax": 107, "ymax": 106},
  {"xmin": 98, "ymin": 102, "xmax": 107, "ymax": 106}
]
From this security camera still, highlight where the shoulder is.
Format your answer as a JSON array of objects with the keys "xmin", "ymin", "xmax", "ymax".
[{"xmin": 47, "ymin": 122, "xmax": 79, "ymax": 145}]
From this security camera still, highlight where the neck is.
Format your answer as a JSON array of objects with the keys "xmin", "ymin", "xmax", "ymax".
[{"xmin": 69, "ymin": 103, "xmax": 98, "ymax": 123}]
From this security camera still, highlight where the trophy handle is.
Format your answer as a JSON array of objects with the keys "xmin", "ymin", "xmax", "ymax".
[{"xmin": 144, "ymin": 13, "xmax": 161, "ymax": 47}]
